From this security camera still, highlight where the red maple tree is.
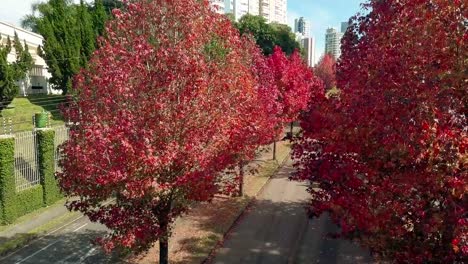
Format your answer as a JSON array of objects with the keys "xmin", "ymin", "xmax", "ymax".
[
  {"xmin": 314, "ymin": 54, "xmax": 336, "ymax": 91},
  {"xmin": 268, "ymin": 46, "xmax": 322, "ymax": 124},
  {"xmin": 58, "ymin": 1, "xmax": 263, "ymax": 263},
  {"xmin": 293, "ymin": 0, "xmax": 467, "ymax": 262}
]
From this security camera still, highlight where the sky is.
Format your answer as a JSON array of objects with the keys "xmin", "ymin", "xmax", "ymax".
[
  {"xmin": 1, "ymin": 0, "xmax": 364, "ymax": 64},
  {"xmin": 0, "ymin": 0, "xmax": 90, "ymax": 27},
  {"xmin": 287, "ymin": 0, "xmax": 364, "ymax": 64}
]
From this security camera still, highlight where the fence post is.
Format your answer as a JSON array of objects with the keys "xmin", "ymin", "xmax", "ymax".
[
  {"xmin": 0, "ymin": 135, "xmax": 16, "ymax": 223},
  {"xmin": 36, "ymin": 128, "xmax": 61, "ymax": 205}
]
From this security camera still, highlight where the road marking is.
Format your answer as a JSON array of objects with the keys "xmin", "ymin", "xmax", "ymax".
[
  {"xmin": 46, "ymin": 215, "xmax": 85, "ymax": 236},
  {"xmin": 77, "ymin": 247, "xmax": 97, "ymax": 263},
  {"xmin": 2, "ymin": 199, "xmax": 117, "ymax": 264},
  {"xmin": 59, "ymin": 243, "xmax": 94, "ymax": 263},
  {"xmin": 73, "ymin": 223, "xmax": 88, "ymax": 232},
  {"xmin": 14, "ymin": 240, "xmax": 60, "ymax": 264},
  {"xmin": 0, "ymin": 215, "xmax": 85, "ymax": 261},
  {"xmin": 1, "ymin": 199, "xmax": 116, "ymax": 262}
]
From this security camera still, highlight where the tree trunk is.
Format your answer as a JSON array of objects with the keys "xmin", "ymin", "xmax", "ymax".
[
  {"xmin": 290, "ymin": 122, "xmax": 294, "ymax": 136},
  {"xmin": 157, "ymin": 202, "xmax": 172, "ymax": 264},
  {"xmin": 159, "ymin": 237, "xmax": 169, "ymax": 264},
  {"xmin": 273, "ymin": 140, "xmax": 277, "ymax": 160},
  {"xmin": 238, "ymin": 162, "xmax": 244, "ymax": 197}
]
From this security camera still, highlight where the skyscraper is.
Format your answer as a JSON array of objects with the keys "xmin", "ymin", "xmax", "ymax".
[
  {"xmin": 294, "ymin": 17, "xmax": 310, "ymax": 37},
  {"xmin": 259, "ymin": 0, "xmax": 288, "ymax": 25},
  {"xmin": 325, "ymin": 27, "xmax": 344, "ymax": 59},
  {"xmin": 341, "ymin": 21, "xmax": 349, "ymax": 33},
  {"xmin": 302, "ymin": 37, "xmax": 315, "ymax": 67}
]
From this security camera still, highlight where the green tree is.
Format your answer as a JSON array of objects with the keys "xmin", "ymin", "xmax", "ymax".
[
  {"xmin": 0, "ymin": 34, "xmax": 34, "ymax": 110},
  {"xmin": 92, "ymin": 0, "xmax": 108, "ymax": 37},
  {"xmin": 77, "ymin": 0, "xmax": 96, "ymax": 67},
  {"xmin": 12, "ymin": 32, "xmax": 34, "ymax": 80},
  {"xmin": 235, "ymin": 14, "xmax": 301, "ymax": 56},
  {"xmin": 270, "ymin": 23, "xmax": 301, "ymax": 56},
  {"xmin": 236, "ymin": 14, "xmax": 276, "ymax": 55},
  {"xmin": 0, "ymin": 37, "xmax": 16, "ymax": 109},
  {"xmin": 22, "ymin": 0, "xmax": 113, "ymax": 94},
  {"xmin": 36, "ymin": 0, "xmax": 81, "ymax": 93}
]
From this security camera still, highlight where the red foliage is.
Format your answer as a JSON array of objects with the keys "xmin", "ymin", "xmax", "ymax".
[
  {"xmin": 293, "ymin": 0, "xmax": 467, "ymax": 262},
  {"xmin": 216, "ymin": 36, "xmax": 284, "ymax": 196},
  {"xmin": 268, "ymin": 46, "xmax": 323, "ymax": 124},
  {"xmin": 58, "ymin": 0, "xmax": 265, "ymax": 259},
  {"xmin": 314, "ymin": 54, "xmax": 336, "ymax": 90}
]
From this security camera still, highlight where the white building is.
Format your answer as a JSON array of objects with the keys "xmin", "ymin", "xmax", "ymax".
[
  {"xmin": 302, "ymin": 37, "xmax": 315, "ymax": 67},
  {"xmin": 259, "ymin": 0, "xmax": 287, "ymax": 24},
  {"xmin": 0, "ymin": 21, "xmax": 56, "ymax": 96},
  {"xmin": 209, "ymin": 0, "xmax": 227, "ymax": 14},
  {"xmin": 294, "ymin": 17, "xmax": 310, "ymax": 37},
  {"xmin": 210, "ymin": 0, "xmax": 287, "ymax": 24},
  {"xmin": 325, "ymin": 27, "xmax": 343, "ymax": 60},
  {"xmin": 233, "ymin": 0, "xmax": 260, "ymax": 20}
]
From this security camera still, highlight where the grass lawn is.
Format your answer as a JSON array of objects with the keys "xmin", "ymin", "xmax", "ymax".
[{"xmin": 0, "ymin": 95, "xmax": 66, "ymax": 133}]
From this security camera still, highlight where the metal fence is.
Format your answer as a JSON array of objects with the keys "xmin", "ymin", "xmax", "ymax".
[
  {"xmin": 1, "ymin": 117, "xmax": 13, "ymax": 135},
  {"xmin": 12, "ymin": 126, "xmax": 70, "ymax": 192},
  {"xmin": 14, "ymin": 130, "xmax": 41, "ymax": 192},
  {"xmin": 54, "ymin": 126, "xmax": 70, "ymax": 172}
]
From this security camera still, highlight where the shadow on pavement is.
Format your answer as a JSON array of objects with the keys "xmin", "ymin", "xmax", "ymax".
[
  {"xmin": 296, "ymin": 214, "xmax": 375, "ymax": 264},
  {"xmin": 0, "ymin": 229, "xmax": 129, "ymax": 264},
  {"xmin": 211, "ymin": 199, "xmax": 313, "ymax": 264}
]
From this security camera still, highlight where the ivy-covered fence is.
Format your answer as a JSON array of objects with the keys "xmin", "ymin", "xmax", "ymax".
[{"xmin": 0, "ymin": 127, "xmax": 67, "ymax": 223}]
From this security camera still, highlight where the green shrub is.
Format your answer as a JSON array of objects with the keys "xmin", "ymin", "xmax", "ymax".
[
  {"xmin": 0, "ymin": 136, "xmax": 15, "ymax": 223},
  {"xmin": 37, "ymin": 129, "xmax": 61, "ymax": 205},
  {"xmin": 0, "ymin": 136, "xmax": 47, "ymax": 223}
]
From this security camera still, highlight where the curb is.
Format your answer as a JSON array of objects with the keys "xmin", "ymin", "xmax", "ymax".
[{"xmin": 201, "ymin": 150, "xmax": 291, "ymax": 264}]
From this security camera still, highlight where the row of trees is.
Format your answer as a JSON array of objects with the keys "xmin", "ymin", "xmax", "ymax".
[
  {"xmin": 293, "ymin": 0, "xmax": 466, "ymax": 262},
  {"xmin": 56, "ymin": 1, "xmax": 322, "ymax": 263},
  {"xmin": 0, "ymin": 33, "xmax": 34, "ymax": 110},
  {"xmin": 22, "ymin": 0, "xmax": 122, "ymax": 93},
  {"xmin": 20, "ymin": 1, "xmax": 301, "ymax": 95}
]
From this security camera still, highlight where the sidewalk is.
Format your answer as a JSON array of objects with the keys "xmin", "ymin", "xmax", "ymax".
[
  {"xmin": 129, "ymin": 140, "xmax": 292, "ymax": 264},
  {"xmin": 211, "ymin": 158, "xmax": 373, "ymax": 264}
]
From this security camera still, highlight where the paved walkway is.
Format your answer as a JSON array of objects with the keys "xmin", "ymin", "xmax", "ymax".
[{"xmin": 212, "ymin": 158, "xmax": 374, "ymax": 264}]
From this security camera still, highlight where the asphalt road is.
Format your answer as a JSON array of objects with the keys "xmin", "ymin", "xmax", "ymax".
[
  {"xmin": 1, "ymin": 157, "xmax": 373, "ymax": 264},
  {"xmin": 0, "ymin": 215, "xmax": 119, "ymax": 264},
  {"xmin": 212, "ymin": 158, "xmax": 374, "ymax": 264}
]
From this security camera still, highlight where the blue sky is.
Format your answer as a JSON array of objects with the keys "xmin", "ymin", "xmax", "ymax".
[{"xmin": 287, "ymin": 0, "xmax": 364, "ymax": 63}]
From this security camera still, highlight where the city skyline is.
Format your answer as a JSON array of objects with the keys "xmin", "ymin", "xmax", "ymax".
[{"xmin": 287, "ymin": 0, "xmax": 363, "ymax": 64}]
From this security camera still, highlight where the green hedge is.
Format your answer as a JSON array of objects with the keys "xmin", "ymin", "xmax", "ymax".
[
  {"xmin": 0, "ymin": 136, "xmax": 16, "ymax": 223},
  {"xmin": 37, "ymin": 129, "xmax": 61, "ymax": 205},
  {"xmin": 0, "ymin": 129, "xmax": 62, "ymax": 223},
  {"xmin": 10, "ymin": 186, "xmax": 43, "ymax": 221}
]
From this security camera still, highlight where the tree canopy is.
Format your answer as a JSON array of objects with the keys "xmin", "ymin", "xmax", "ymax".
[
  {"xmin": 56, "ymin": 0, "xmax": 315, "ymax": 263},
  {"xmin": 0, "ymin": 33, "xmax": 33, "ymax": 110},
  {"xmin": 235, "ymin": 14, "xmax": 301, "ymax": 56},
  {"xmin": 314, "ymin": 54, "xmax": 336, "ymax": 91},
  {"xmin": 22, "ymin": 0, "xmax": 114, "ymax": 93},
  {"xmin": 293, "ymin": 0, "xmax": 467, "ymax": 262}
]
